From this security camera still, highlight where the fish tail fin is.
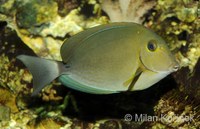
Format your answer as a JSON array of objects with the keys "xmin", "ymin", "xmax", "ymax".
[{"xmin": 17, "ymin": 55, "xmax": 63, "ymax": 96}]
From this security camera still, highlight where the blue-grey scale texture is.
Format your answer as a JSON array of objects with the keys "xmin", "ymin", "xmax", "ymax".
[{"xmin": 17, "ymin": 22, "xmax": 179, "ymax": 96}]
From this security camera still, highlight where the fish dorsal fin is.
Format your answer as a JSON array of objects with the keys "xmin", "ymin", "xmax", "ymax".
[{"xmin": 60, "ymin": 23, "xmax": 136, "ymax": 63}]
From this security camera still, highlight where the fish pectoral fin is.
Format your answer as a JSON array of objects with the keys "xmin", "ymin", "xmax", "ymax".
[
  {"xmin": 123, "ymin": 75, "xmax": 135, "ymax": 87},
  {"xmin": 123, "ymin": 67, "xmax": 142, "ymax": 89},
  {"xmin": 128, "ymin": 71, "xmax": 142, "ymax": 91}
]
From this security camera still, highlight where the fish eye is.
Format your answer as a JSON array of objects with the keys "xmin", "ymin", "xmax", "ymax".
[{"xmin": 147, "ymin": 40, "xmax": 157, "ymax": 51}]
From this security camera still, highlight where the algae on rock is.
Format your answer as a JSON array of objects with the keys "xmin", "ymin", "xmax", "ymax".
[
  {"xmin": 0, "ymin": 0, "xmax": 108, "ymax": 60},
  {"xmin": 150, "ymin": 0, "xmax": 200, "ymax": 72}
]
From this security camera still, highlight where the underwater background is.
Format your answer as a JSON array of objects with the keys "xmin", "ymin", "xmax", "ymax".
[{"xmin": 0, "ymin": 0, "xmax": 199, "ymax": 128}]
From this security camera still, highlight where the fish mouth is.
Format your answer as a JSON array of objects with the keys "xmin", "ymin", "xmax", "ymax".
[{"xmin": 168, "ymin": 62, "xmax": 180, "ymax": 72}]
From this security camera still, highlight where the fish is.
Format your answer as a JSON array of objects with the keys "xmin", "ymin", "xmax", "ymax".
[{"xmin": 17, "ymin": 22, "xmax": 179, "ymax": 96}]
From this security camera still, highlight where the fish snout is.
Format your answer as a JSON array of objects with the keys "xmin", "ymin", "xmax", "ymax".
[
  {"xmin": 169, "ymin": 61, "xmax": 180, "ymax": 72},
  {"xmin": 173, "ymin": 64, "xmax": 179, "ymax": 71}
]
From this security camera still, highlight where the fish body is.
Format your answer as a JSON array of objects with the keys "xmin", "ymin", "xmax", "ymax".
[{"xmin": 17, "ymin": 22, "xmax": 179, "ymax": 96}]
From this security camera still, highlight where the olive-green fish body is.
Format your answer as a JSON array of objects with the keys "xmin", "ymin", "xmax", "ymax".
[{"xmin": 17, "ymin": 22, "xmax": 179, "ymax": 96}]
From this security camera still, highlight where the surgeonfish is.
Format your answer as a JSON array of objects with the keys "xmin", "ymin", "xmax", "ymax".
[{"xmin": 17, "ymin": 22, "xmax": 179, "ymax": 96}]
